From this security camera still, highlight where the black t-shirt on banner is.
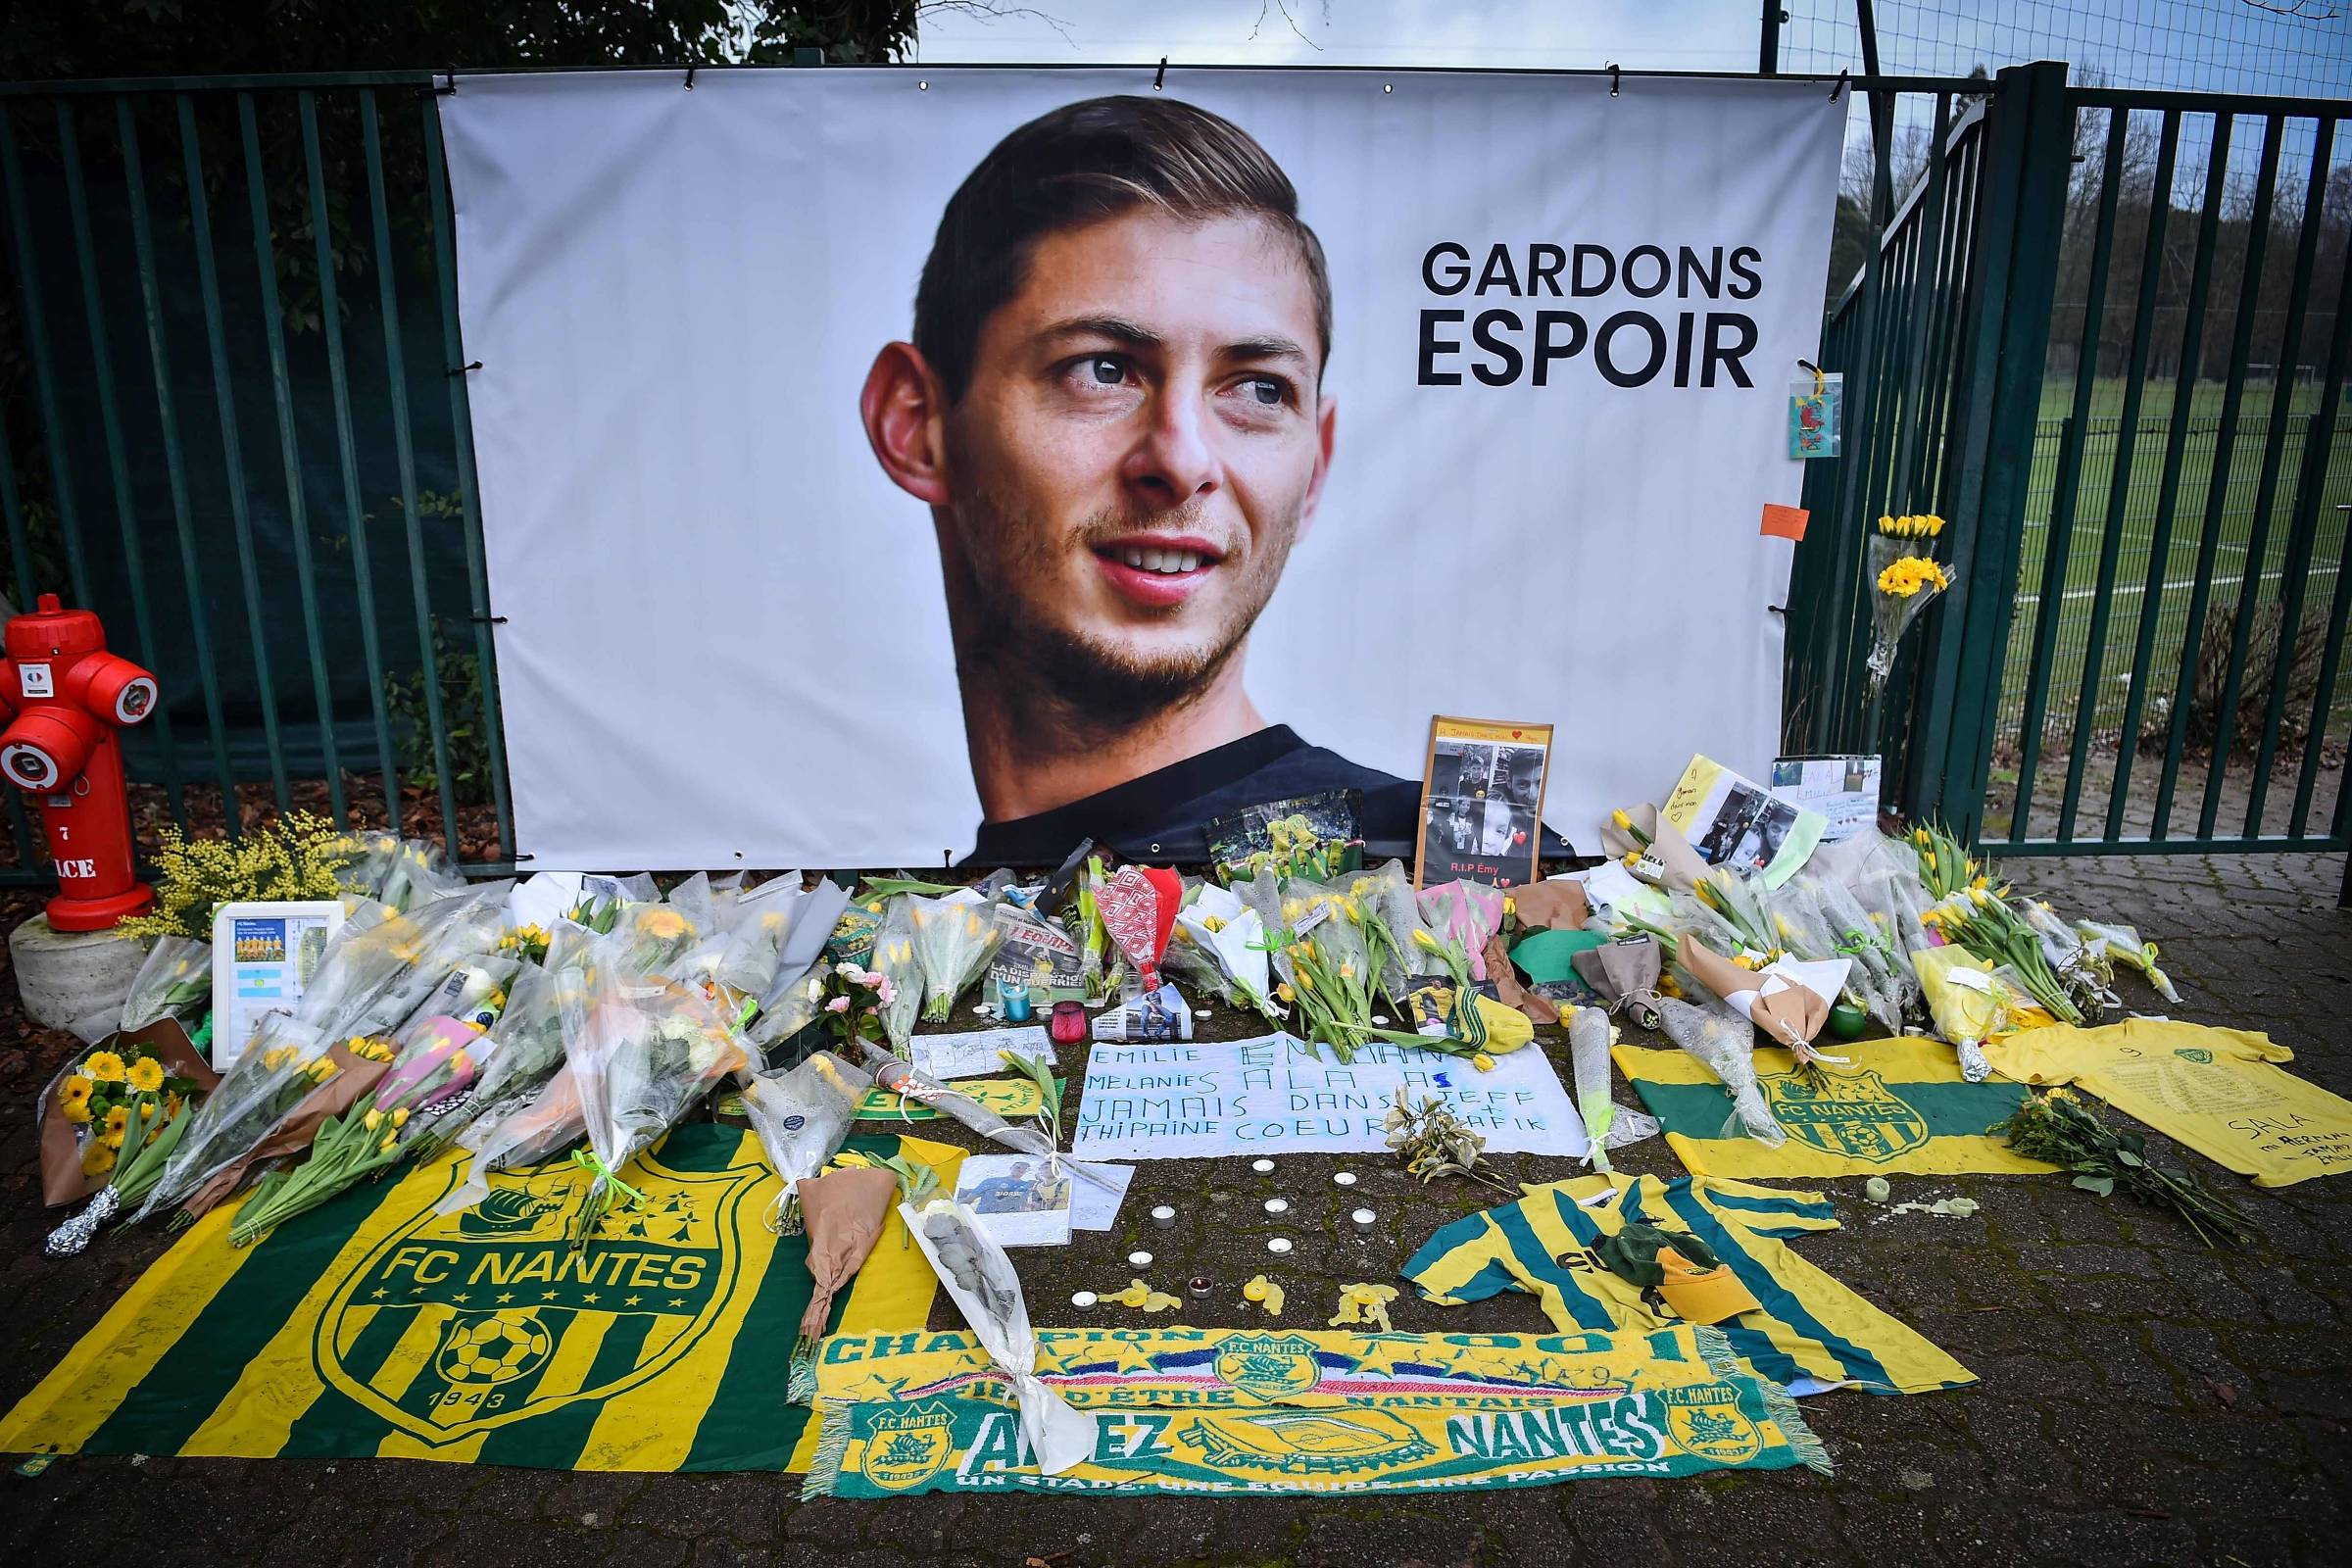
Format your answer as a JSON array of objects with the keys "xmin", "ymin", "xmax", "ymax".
[{"xmin": 963, "ymin": 725, "xmax": 1425, "ymax": 868}]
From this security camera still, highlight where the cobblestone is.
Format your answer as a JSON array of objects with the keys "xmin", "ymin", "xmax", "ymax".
[{"xmin": 1, "ymin": 851, "xmax": 2347, "ymax": 1565}]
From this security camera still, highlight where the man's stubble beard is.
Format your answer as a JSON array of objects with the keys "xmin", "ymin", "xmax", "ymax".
[{"xmin": 940, "ymin": 448, "xmax": 1298, "ymax": 736}]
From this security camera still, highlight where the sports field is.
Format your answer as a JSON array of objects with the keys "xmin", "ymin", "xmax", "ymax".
[{"xmin": 1983, "ymin": 373, "xmax": 2351, "ymax": 841}]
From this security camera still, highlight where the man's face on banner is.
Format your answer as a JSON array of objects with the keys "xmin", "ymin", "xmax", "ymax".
[{"xmin": 939, "ymin": 211, "xmax": 1335, "ymax": 709}]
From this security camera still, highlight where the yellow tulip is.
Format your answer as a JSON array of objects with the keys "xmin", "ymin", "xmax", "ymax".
[
  {"xmin": 363, "ymin": 1107, "xmax": 384, "ymax": 1132},
  {"xmin": 391, "ymin": 1107, "xmax": 411, "ymax": 1128}
]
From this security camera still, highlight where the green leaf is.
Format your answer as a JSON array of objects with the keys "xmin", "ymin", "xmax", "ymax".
[{"xmin": 2072, "ymin": 1174, "xmax": 2116, "ymax": 1197}]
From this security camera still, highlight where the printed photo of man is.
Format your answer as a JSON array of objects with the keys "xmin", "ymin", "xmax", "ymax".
[{"xmin": 859, "ymin": 94, "xmax": 1421, "ymax": 864}]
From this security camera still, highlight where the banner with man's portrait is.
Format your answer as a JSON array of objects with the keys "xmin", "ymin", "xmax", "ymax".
[{"xmin": 439, "ymin": 69, "xmax": 1841, "ymax": 868}]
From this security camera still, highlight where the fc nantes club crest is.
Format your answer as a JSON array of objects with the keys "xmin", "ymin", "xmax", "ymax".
[
  {"xmin": 857, "ymin": 1401, "xmax": 958, "ymax": 1492},
  {"xmin": 1760, "ymin": 1068, "xmax": 1929, "ymax": 1164},
  {"xmin": 1660, "ymin": 1383, "xmax": 1764, "ymax": 1464},
  {"xmin": 315, "ymin": 1148, "xmax": 762, "ymax": 1446},
  {"xmin": 1212, "ymin": 1333, "xmax": 1324, "ymax": 1402}
]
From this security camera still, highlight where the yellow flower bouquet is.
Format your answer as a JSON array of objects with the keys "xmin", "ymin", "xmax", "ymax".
[{"xmin": 1864, "ymin": 513, "xmax": 1951, "ymax": 706}]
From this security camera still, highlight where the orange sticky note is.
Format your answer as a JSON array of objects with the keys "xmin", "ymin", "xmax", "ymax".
[{"xmin": 1761, "ymin": 504, "xmax": 1809, "ymax": 541}]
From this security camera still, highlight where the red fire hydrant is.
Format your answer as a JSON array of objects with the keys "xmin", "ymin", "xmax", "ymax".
[{"xmin": 0, "ymin": 595, "xmax": 159, "ymax": 931}]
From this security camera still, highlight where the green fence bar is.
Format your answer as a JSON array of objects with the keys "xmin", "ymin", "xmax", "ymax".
[
  {"xmin": 300, "ymin": 89, "xmax": 404, "ymax": 825},
  {"xmin": 2149, "ymin": 113, "xmax": 2278, "ymax": 839},
  {"xmin": 1888, "ymin": 93, "xmax": 1952, "ymax": 509},
  {"xmin": 177, "ymin": 92, "xmax": 291, "ymax": 814},
  {"xmin": 2004, "ymin": 105, "xmax": 2129, "ymax": 842},
  {"xmin": 2105, "ymin": 113, "xmax": 2232, "ymax": 840},
  {"xmin": 360, "ymin": 89, "xmax": 461, "ymax": 855},
  {"xmin": 239, "ymin": 92, "xmax": 348, "ymax": 824},
  {"xmin": 2235, "ymin": 118, "xmax": 2339, "ymax": 837},
  {"xmin": 56, "ymin": 98, "xmax": 189, "ymax": 831},
  {"xmin": 421, "ymin": 93, "xmax": 518, "ymax": 865},
  {"xmin": 0, "ymin": 108, "xmax": 96, "ymax": 610},
  {"xmin": 2285, "ymin": 255, "xmax": 2352, "ymax": 838},
  {"xmin": 2055, "ymin": 109, "xmax": 2179, "ymax": 843},
  {"xmin": 119, "ymin": 95, "xmax": 244, "ymax": 826},
  {"xmin": 0, "ymin": 405, "xmax": 35, "ymax": 605}
]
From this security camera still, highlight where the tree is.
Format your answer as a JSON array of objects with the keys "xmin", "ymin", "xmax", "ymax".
[{"xmin": 0, "ymin": 2, "xmax": 927, "ymax": 79}]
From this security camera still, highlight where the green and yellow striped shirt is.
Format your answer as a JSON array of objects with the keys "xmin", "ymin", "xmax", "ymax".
[{"xmin": 1401, "ymin": 1172, "xmax": 1974, "ymax": 1397}]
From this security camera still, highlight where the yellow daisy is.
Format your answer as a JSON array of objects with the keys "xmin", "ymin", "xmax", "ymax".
[
  {"xmin": 127, "ymin": 1056, "xmax": 166, "ymax": 1093},
  {"xmin": 82, "ymin": 1051, "xmax": 126, "ymax": 1084}
]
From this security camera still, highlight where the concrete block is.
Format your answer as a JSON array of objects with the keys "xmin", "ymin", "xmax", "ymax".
[{"xmin": 11, "ymin": 914, "xmax": 150, "ymax": 1040}]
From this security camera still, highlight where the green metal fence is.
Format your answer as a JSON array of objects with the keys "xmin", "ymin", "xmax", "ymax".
[
  {"xmin": 1788, "ymin": 65, "xmax": 2352, "ymax": 881},
  {"xmin": 0, "ymin": 73, "xmax": 516, "ymax": 882}
]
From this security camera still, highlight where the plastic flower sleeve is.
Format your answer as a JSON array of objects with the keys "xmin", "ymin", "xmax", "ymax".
[
  {"xmin": 121, "ymin": 935, "xmax": 215, "ymax": 1032},
  {"xmin": 1812, "ymin": 875, "xmax": 1919, "ymax": 1022},
  {"xmin": 1416, "ymin": 881, "xmax": 1505, "ymax": 983},
  {"xmin": 563, "ymin": 949, "xmax": 746, "ymax": 1245},
  {"xmin": 907, "ymin": 897, "xmax": 1002, "ymax": 1022},
  {"xmin": 906, "ymin": 1198, "xmax": 1097, "ymax": 1475},
  {"xmin": 716, "ymin": 876, "xmax": 811, "ymax": 1003},
  {"xmin": 1656, "ymin": 997, "xmax": 1786, "ymax": 1147},
  {"xmin": 131, "ymin": 1012, "xmax": 340, "ymax": 1222},
  {"xmin": 1911, "ymin": 946, "xmax": 2013, "ymax": 1081},
  {"xmin": 1568, "ymin": 1005, "xmax": 1620, "ymax": 1171},
  {"xmin": 852, "ymin": 1041, "xmax": 1123, "ymax": 1195},
  {"xmin": 866, "ymin": 900, "xmax": 924, "ymax": 1054},
  {"xmin": 292, "ymin": 881, "xmax": 513, "ymax": 1047},
  {"xmin": 2073, "ymin": 919, "xmax": 2180, "ymax": 1003},
  {"xmin": 743, "ymin": 1051, "xmax": 873, "ymax": 1232}
]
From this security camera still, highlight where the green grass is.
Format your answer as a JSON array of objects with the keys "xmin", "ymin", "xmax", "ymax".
[{"xmin": 1990, "ymin": 373, "xmax": 2352, "ymax": 834}]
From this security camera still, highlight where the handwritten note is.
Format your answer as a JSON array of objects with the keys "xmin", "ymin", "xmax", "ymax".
[{"xmin": 1071, "ymin": 1034, "xmax": 1587, "ymax": 1162}]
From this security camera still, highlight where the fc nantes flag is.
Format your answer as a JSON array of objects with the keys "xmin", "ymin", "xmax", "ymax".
[
  {"xmin": 1613, "ymin": 1038, "xmax": 2055, "ymax": 1179},
  {"xmin": 0, "ymin": 1127, "xmax": 960, "ymax": 1472}
]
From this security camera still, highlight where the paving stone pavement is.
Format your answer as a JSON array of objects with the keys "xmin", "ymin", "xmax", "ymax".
[{"xmin": 1, "ymin": 855, "xmax": 2347, "ymax": 1567}]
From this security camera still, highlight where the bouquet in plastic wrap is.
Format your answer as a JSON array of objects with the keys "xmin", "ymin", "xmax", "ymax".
[
  {"xmin": 715, "ymin": 875, "xmax": 812, "ymax": 1011},
  {"xmin": 743, "ymin": 1051, "xmax": 872, "ymax": 1232},
  {"xmin": 1774, "ymin": 874, "xmax": 1904, "ymax": 1036},
  {"xmin": 854, "ymin": 1040, "xmax": 1113, "ymax": 1194},
  {"xmin": 1864, "ymin": 513, "xmax": 1950, "ymax": 708},
  {"xmin": 1417, "ymin": 880, "xmax": 1506, "ymax": 983},
  {"xmin": 1838, "ymin": 833, "xmax": 1941, "ymax": 986},
  {"xmin": 414, "ymin": 925, "xmax": 589, "ymax": 1163},
  {"xmin": 1656, "ymin": 996, "xmax": 1785, "ymax": 1147},
  {"xmin": 1920, "ymin": 890, "xmax": 2082, "ymax": 1025},
  {"xmin": 907, "ymin": 896, "xmax": 1000, "ymax": 1022},
  {"xmin": 1565, "ymin": 1004, "xmax": 1658, "ymax": 1172},
  {"xmin": 864, "ymin": 900, "xmax": 924, "ymax": 1055},
  {"xmin": 286, "ymin": 882, "xmax": 513, "ymax": 1052},
  {"xmin": 325, "ymin": 830, "xmax": 467, "ymax": 913},
  {"xmin": 564, "ymin": 957, "xmax": 746, "ymax": 1249},
  {"xmin": 905, "ymin": 1198, "xmax": 1097, "ymax": 1476},
  {"xmin": 1811, "ymin": 873, "xmax": 1919, "ymax": 1024},
  {"xmin": 229, "ymin": 1015, "xmax": 483, "ymax": 1245},
  {"xmin": 2012, "ymin": 898, "xmax": 2116, "ymax": 1018},
  {"xmin": 1170, "ymin": 882, "xmax": 1280, "ymax": 1023},
  {"xmin": 130, "ymin": 1017, "xmax": 396, "ymax": 1223},
  {"xmin": 121, "ymin": 935, "xmax": 215, "ymax": 1032},
  {"xmin": 2074, "ymin": 919, "xmax": 2180, "ymax": 1004},
  {"xmin": 1911, "ymin": 946, "xmax": 2023, "ymax": 1081}
]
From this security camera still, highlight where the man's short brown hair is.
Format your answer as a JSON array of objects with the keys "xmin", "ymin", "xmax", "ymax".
[{"xmin": 912, "ymin": 94, "xmax": 1332, "ymax": 402}]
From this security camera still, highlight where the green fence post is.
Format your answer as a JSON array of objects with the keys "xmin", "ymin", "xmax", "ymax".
[{"xmin": 1906, "ymin": 62, "xmax": 2071, "ymax": 842}]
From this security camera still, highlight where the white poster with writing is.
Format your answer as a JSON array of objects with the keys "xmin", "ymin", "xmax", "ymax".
[{"xmin": 1071, "ymin": 1034, "xmax": 1586, "ymax": 1161}]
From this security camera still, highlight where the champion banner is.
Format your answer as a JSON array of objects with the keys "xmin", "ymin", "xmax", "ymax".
[
  {"xmin": 1612, "ymin": 1038, "xmax": 2055, "ymax": 1179},
  {"xmin": 0, "ymin": 1129, "xmax": 961, "ymax": 1471},
  {"xmin": 805, "ymin": 1324, "xmax": 1828, "ymax": 1496},
  {"xmin": 437, "ymin": 71, "xmax": 1842, "ymax": 868}
]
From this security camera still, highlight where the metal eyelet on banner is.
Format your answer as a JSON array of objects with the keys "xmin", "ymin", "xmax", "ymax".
[
  {"xmin": 1608, "ymin": 63, "xmax": 1621, "ymax": 98},
  {"xmin": 1153, "ymin": 57, "xmax": 1167, "ymax": 91},
  {"xmin": 684, "ymin": 67, "xmax": 697, "ymax": 90},
  {"xmin": 1830, "ymin": 70, "xmax": 1850, "ymax": 102}
]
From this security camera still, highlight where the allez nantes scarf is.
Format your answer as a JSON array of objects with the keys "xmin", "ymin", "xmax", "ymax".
[
  {"xmin": 806, "ymin": 1324, "xmax": 1828, "ymax": 1496},
  {"xmin": 0, "ymin": 1128, "xmax": 960, "ymax": 1472}
]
